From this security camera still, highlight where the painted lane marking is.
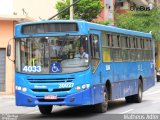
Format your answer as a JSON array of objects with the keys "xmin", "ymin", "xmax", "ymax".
[
  {"xmin": 27, "ymin": 111, "xmax": 39, "ymax": 114},
  {"xmin": 144, "ymin": 90, "xmax": 160, "ymax": 96},
  {"xmin": 20, "ymin": 110, "xmax": 39, "ymax": 116},
  {"xmin": 121, "ymin": 109, "xmax": 134, "ymax": 114}
]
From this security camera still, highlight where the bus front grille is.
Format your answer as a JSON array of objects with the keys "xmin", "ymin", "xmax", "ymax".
[
  {"xmin": 38, "ymin": 98, "xmax": 64, "ymax": 102},
  {"xmin": 27, "ymin": 78, "xmax": 74, "ymax": 83},
  {"xmin": 31, "ymin": 88, "xmax": 71, "ymax": 92}
]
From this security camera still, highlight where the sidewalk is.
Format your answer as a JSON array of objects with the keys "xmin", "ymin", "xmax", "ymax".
[{"xmin": 0, "ymin": 95, "xmax": 15, "ymax": 99}]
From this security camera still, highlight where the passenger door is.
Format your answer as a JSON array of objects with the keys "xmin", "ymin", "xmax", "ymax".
[
  {"xmin": 89, "ymin": 31, "xmax": 104, "ymax": 104},
  {"xmin": 89, "ymin": 32, "xmax": 101, "ymax": 83}
]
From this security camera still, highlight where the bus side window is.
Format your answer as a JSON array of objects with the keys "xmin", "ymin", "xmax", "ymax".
[
  {"xmin": 121, "ymin": 36, "xmax": 130, "ymax": 61},
  {"xmin": 130, "ymin": 36, "xmax": 136, "ymax": 61},
  {"xmin": 136, "ymin": 37, "xmax": 143, "ymax": 61},
  {"xmin": 149, "ymin": 39, "xmax": 153, "ymax": 60},
  {"xmin": 101, "ymin": 32, "xmax": 111, "ymax": 62},
  {"xmin": 144, "ymin": 38, "xmax": 148, "ymax": 61},
  {"xmin": 111, "ymin": 34, "xmax": 122, "ymax": 61},
  {"xmin": 90, "ymin": 34, "xmax": 100, "ymax": 73}
]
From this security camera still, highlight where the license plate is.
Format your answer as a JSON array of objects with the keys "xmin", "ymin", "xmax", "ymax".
[{"xmin": 44, "ymin": 95, "xmax": 57, "ymax": 100}]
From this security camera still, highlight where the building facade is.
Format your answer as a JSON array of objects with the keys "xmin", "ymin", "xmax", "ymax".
[
  {"xmin": 0, "ymin": 15, "xmax": 33, "ymax": 95},
  {"xmin": 95, "ymin": 0, "xmax": 115, "ymax": 24},
  {"xmin": 0, "ymin": 0, "xmax": 58, "ymax": 21},
  {"xmin": 13, "ymin": 0, "xmax": 58, "ymax": 20},
  {"xmin": 0, "ymin": 0, "xmax": 58, "ymax": 95},
  {"xmin": 115, "ymin": 0, "xmax": 155, "ymax": 14}
]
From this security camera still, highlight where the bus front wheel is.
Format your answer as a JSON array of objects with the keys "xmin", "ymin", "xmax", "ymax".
[
  {"xmin": 94, "ymin": 87, "xmax": 108, "ymax": 113},
  {"xmin": 38, "ymin": 105, "xmax": 53, "ymax": 114}
]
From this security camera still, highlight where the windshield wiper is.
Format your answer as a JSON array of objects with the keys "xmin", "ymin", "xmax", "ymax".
[{"xmin": 58, "ymin": 34, "xmax": 69, "ymax": 57}]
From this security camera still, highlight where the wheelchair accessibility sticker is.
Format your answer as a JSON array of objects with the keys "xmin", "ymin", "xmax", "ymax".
[{"xmin": 50, "ymin": 62, "xmax": 61, "ymax": 73}]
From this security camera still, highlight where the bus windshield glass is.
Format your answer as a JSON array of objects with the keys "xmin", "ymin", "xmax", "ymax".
[{"xmin": 15, "ymin": 35, "xmax": 89, "ymax": 74}]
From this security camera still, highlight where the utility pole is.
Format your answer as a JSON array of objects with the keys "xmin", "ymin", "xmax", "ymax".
[
  {"xmin": 70, "ymin": 0, "xmax": 74, "ymax": 20},
  {"xmin": 48, "ymin": 0, "xmax": 80, "ymax": 20}
]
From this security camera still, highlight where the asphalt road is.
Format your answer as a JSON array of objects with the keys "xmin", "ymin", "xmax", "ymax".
[{"xmin": 0, "ymin": 82, "xmax": 160, "ymax": 120}]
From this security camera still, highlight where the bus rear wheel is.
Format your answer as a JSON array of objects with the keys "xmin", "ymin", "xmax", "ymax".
[
  {"xmin": 38, "ymin": 105, "xmax": 53, "ymax": 114},
  {"xmin": 94, "ymin": 87, "xmax": 108, "ymax": 113},
  {"xmin": 157, "ymin": 75, "xmax": 160, "ymax": 82},
  {"xmin": 125, "ymin": 80, "xmax": 143, "ymax": 103},
  {"xmin": 133, "ymin": 80, "xmax": 143, "ymax": 103}
]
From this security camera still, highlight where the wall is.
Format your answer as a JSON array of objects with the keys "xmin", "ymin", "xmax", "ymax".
[
  {"xmin": 0, "ymin": 20, "xmax": 15, "ymax": 95},
  {"xmin": 13, "ymin": 0, "xmax": 58, "ymax": 20}
]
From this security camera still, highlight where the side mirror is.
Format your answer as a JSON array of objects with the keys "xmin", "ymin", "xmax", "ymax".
[{"xmin": 7, "ymin": 44, "xmax": 11, "ymax": 57}]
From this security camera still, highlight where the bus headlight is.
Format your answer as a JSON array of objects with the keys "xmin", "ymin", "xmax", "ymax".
[
  {"xmin": 22, "ymin": 87, "xmax": 27, "ymax": 92},
  {"xmin": 16, "ymin": 86, "xmax": 27, "ymax": 92},
  {"xmin": 17, "ymin": 86, "xmax": 22, "ymax": 91}
]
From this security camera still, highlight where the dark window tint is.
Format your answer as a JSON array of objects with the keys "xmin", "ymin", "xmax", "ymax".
[
  {"xmin": 90, "ymin": 34, "xmax": 100, "ymax": 59},
  {"xmin": 112, "ymin": 35, "xmax": 120, "ymax": 47},
  {"xmin": 101, "ymin": 33, "xmax": 111, "ymax": 47},
  {"xmin": 136, "ymin": 38, "xmax": 141, "ymax": 49},
  {"xmin": 140, "ymin": 38, "xmax": 144, "ymax": 49},
  {"xmin": 121, "ymin": 36, "xmax": 129, "ymax": 48},
  {"xmin": 22, "ymin": 23, "xmax": 78, "ymax": 34},
  {"xmin": 130, "ymin": 37, "xmax": 136, "ymax": 48},
  {"xmin": 90, "ymin": 34, "xmax": 100, "ymax": 73}
]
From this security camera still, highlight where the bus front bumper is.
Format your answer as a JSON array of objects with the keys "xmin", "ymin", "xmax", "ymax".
[{"xmin": 15, "ymin": 87, "xmax": 93, "ymax": 107}]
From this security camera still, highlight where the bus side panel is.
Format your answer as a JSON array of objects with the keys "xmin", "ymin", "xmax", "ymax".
[
  {"xmin": 111, "ymin": 62, "xmax": 138, "ymax": 99},
  {"xmin": 91, "ymin": 62, "xmax": 106, "ymax": 104},
  {"xmin": 101, "ymin": 62, "xmax": 139, "ymax": 100},
  {"xmin": 111, "ymin": 79, "xmax": 138, "ymax": 100},
  {"xmin": 142, "ymin": 61, "xmax": 155, "ymax": 91},
  {"xmin": 101, "ymin": 61, "xmax": 155, "ymax": 100},
  {"xmin": 101, "ymin": 62, "xmax": 114, "ymax": 83},
  {"xmin": 143, "ymin": 77, "xmax": 155, "ymax": 91},
  {"xmin": 113, "ymin": 62, "xmax": 125, "ymax": 83},
  {"xmin": 92, "ymin": 84, "xmax": 104, "ymax": 104},
  {"xmin": 110, "ymin": 61, "xmax": 155, "ymax": 100}
]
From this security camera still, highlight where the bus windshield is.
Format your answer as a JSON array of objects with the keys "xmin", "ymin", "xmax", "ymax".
[{"xmin": 15, "ymin": 35, "xmax": 89, "ymax": 74}]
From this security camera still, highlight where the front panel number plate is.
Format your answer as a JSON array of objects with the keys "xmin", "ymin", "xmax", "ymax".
[{"xmin": 44, "ymin": 95, "xmax": 57, "ymax": 100}]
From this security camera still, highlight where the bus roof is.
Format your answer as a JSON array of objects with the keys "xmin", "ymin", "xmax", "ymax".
[{"xmin": 16, "ymin": 19, "xmax": 152, "ymax": 38}]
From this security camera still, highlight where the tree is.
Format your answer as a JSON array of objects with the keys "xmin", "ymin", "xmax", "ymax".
[
  {"xmin": 96, "ymin": 20, "xmax": 110, "ymax": 25},
  {"xmin": 56, "ymin": 0, "xmax": 103, "ymax": 22},
  {"xmin": 115, "ymin": 6, "xmax": 160, "ymax": 40}
]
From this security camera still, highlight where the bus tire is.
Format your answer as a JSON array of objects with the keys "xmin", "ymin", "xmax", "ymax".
[
  {"xmin": 94, "ymin": 87, "xmax": 108, "ymax": 113},
  {"xmin": 125, "ymin": 80, "xmax": 143, "ymax": 103},
  {"xmin": 157, "ymin": 75, "xmax": 160, "ymax": 82},
  {"xmin": 38, "ymin": 105, "xmax": 53, "ymax": 114},
  {"xmin": 125, "ymin": 96, "xmax": 133, "ymax": 103},
  {"xmin": 133, "ymin": 80, "xmax": 143, "ymax": 103}
]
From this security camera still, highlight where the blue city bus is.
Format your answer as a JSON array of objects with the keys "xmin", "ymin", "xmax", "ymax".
[{"xmin": 9, "ymin": 20, "xmax": 155, "ymax": 114}]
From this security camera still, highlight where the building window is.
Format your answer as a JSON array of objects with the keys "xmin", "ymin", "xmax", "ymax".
[{"xmin": 0, "ymin": 48, "xmax": 6, "ymax": 92}]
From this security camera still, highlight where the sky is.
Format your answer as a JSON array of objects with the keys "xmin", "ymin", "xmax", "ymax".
[
  {"xmin": 0, "ymin": 0, "xmax": 13, "ymax": 14},
  {"xmin": 0, "ymin": 0, "xmax": 58, "ymax": 20}
]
